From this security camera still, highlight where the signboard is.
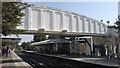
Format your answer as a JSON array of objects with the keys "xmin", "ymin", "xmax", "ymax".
[{"xmin": 80, "ymin": 43, "xmax": 86, "ymax": 54}]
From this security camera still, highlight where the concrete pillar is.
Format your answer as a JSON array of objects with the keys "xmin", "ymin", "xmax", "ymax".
[
  {"xmin": 91, "ymin": 37, "xmax": 93, "ymax": 52},
  {"xmin": 118, "ymin": 37, "xmax": 120, "ymax": 57},
  {"xmin": 70, "ymin": 44, "xmax": 72, "ymax": 54},
  {"xmin": 55, "ymin": 44, "xmax": 58, "ymax": 51},
  {"xmin": 0, "ymin": 39, "xmax": 1, "ymax": 49}
]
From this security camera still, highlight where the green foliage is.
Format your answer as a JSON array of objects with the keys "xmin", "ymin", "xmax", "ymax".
[
  {"xmin": 48, "ymin": 35, "xmax": 57, "ymax": 39},
  {"xmin": 114, "ymin": 16, "xmax": 120, "ymax": 36},
  {"xmin": 2, "ymin": 2, "xmax": 30, "ymax": 36},
  {"xmin": 33, "ymin": 34, "xmax": 47, "ymax": 42},
  {"xmin": 21, "ymin": 42, "xmax": 31, "ymax": 50},
  {"xmin": 115, "ymin": 21, "xmax": 120, "ymax": 31},
  {"xmin": 107, "ymin": 21, "xmax": 110, "ymax": 25}
]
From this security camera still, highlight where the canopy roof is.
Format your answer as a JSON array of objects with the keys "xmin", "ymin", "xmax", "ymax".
[
  {"xmin": 31, "ymin": 39, "xmax": 71, "ymax": 46},
  {"xmin": 1, "ymin": 38, "xmax": 21, "ymax": 46},
  {"xmin": 2, "ymin": 38, "xmax": 21, "ymax": 43}
]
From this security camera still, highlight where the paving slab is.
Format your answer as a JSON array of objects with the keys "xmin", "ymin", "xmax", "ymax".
[
  {"xmin": 68, "ymin": 58, "xmax": 119, "ymax": 67},
  {"xmin": 0, "ymin": 50, "xmax": 32, "ymax": 68}
]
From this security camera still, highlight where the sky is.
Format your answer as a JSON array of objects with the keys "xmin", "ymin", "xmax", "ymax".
[
  {"xmin": 22, "ymin": 0, "xmax": 120, "ymax": 2},
  {"xmin": 2, "ymin": 2, "xmax": 119, "ymax": 44},
  {"xmin": 28, "ymin": 2, "xmax": 118, "ymax": 24}
]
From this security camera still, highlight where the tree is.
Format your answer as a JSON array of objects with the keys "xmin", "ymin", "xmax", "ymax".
[
  {"xmin": 107, "ymin": 21, "xmax": 110, "ymax": 26},
  {"xmin": 2, "ymin": 2, "xmax": 30, "ymax": 36},
  {"xmin": 21, "ymin": 42, "xmax": 31, "ymax": 50},
  {"xmin": 33, "ymin": 34, "xmax": 47, "ymax": 42},
  {"xmin": 115, "ymin": 21, "xmax": 120, "ymax": 35},
  {"xmin": 48, "ymin": 35, "xmax": 57, "ymax": 39},
  {"xmin": 100, "ymin": 20, "xmax": 103, "ymax": 22}
]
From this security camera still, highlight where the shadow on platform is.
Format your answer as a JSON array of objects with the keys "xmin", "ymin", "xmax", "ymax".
[{"xmin": 2, "ymin": 59, "xmax": 23, "ymax": 64}]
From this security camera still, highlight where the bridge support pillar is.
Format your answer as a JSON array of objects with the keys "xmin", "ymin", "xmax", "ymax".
[
  {"xmin": 118, "ymin": 37, "xmax": 120, "ymax": 58},
  {"xmin": 76, "ymin": 36, "xmax": 93, "ymax": 57}
]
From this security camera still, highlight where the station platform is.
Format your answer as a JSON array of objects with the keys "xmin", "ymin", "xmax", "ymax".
[
  {"xmin": 0, "ymin": 50, "xmax": 32, "ymax": 68},
  {"xmin": 23, "ymin": 50, "xmax": 119, "ymax": 67},
  {"xmin": 68, "ymin": 58, "xmax": 119, "ymax": 67},
  {"xmin": 53, "ymin": 54, "xmax": 119, "ymax": 67},
  {"xmin": 39, "ymin": 53, "xmax": 119, "ymax": 67}
]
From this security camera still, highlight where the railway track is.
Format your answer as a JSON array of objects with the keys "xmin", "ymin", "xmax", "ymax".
[
  {"xmin": 17, "ymin": 52, "xmax": 69, "ymax": 68},
  {"xmin": 17, "ymin": 51, "xmax": 118, "ymax": 68}
]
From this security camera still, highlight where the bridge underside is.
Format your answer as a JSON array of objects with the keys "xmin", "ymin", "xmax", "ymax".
[{"xmin": 20, "ymin": 30, "xmax": 108, "ymax": 37}]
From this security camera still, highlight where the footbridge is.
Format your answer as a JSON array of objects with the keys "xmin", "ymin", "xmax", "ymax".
[
  {"xmin": 17, "ymin": 6, "xmax": 108, "ymax": 35},
  {"xmin": 16, "ymin": 5, "xmax": 117, "ymax": 56}
]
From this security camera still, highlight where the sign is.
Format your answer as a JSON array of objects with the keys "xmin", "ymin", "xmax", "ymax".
[{"xmin": 80, "ymin": 43, "xmax": 86, "ymax": 54}]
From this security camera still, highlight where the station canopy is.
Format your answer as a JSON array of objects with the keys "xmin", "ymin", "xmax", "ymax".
[
  {"xmin": 1, "ymin": 38, "xmax": 21, "ymax": 46},
  {"xmin": 31, "ymin": 39, "xmax": 71, "ymax": 46}
]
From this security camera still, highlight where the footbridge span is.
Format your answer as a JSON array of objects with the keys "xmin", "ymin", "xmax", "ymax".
[
  {"xmin": 16, "ymin": 6, "xmax": 117, "ymax": 56},
  {"xmin": 17, "ymin": 6, "xmax": 107, "ymax": 35}
]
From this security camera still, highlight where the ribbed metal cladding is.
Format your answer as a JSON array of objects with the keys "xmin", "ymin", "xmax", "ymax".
[
  {"xmin": 37, "ymin": 10, "xmax": 41, "ymax": 29},
  {"xmin": 17, "ymin": 6, "xmax": 107, "ymax": 34}
]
